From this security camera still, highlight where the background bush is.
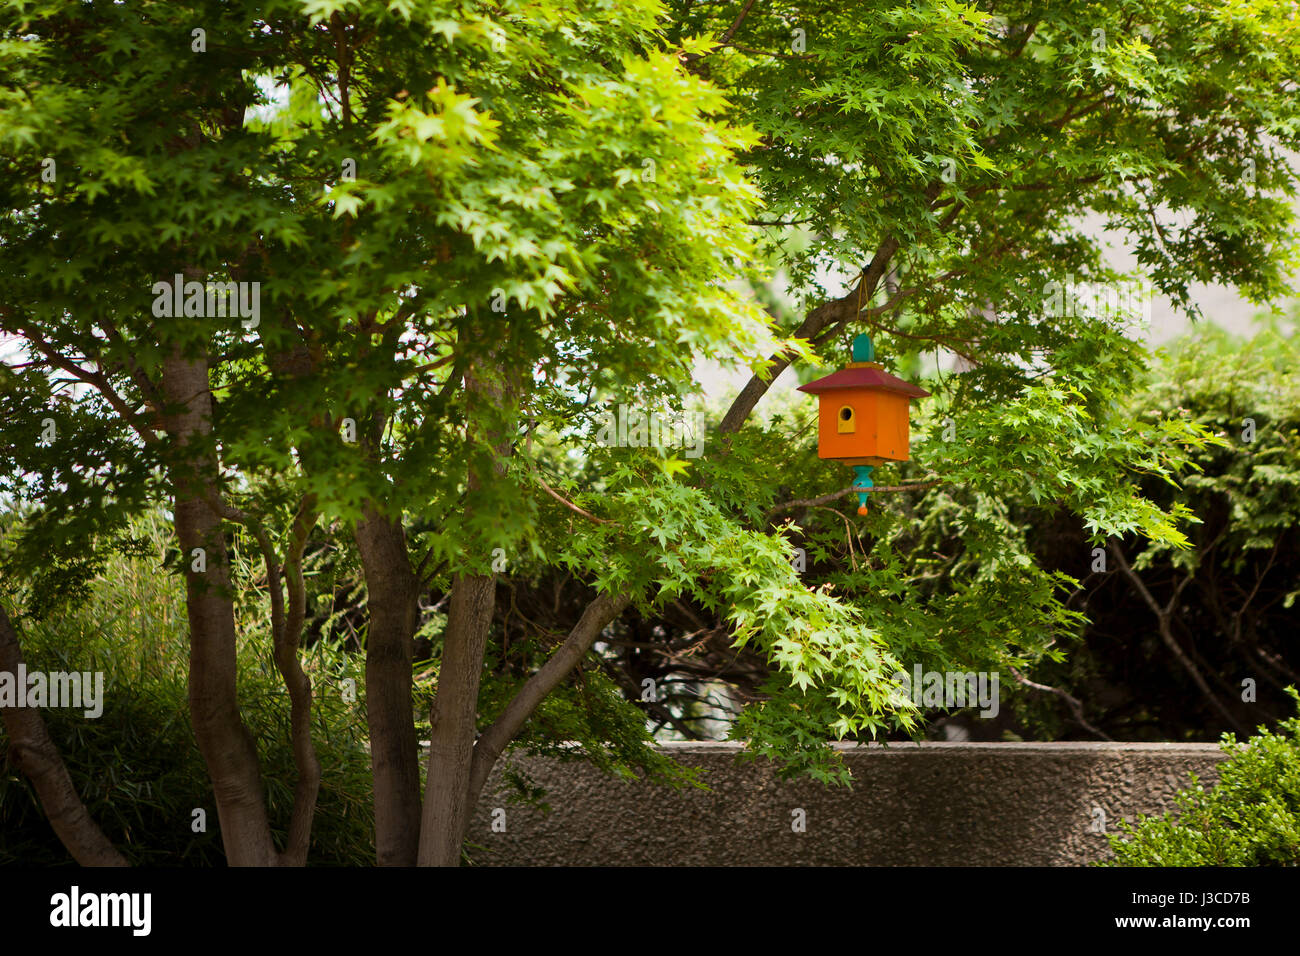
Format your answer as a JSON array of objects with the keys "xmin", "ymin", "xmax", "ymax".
[
  {"xmin": 0, "ymin": 512, "xmax": 374, "ymax": 866},
  {"xmin": 1009, "ymin": 315, "xmax": 1300, "ymax": 741},
  {"xmin": 1104, "ymin": 689, "xmax": 1300, "ymax": 866}
]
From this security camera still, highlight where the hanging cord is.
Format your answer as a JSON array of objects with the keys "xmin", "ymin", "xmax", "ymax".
[
  {"xmin": 853, "ymin": 263, "xmax": 871, "ymax": 517},
  {"xmin": 856, "ymin": 263, "xmax": 867, "ymax": 327}
]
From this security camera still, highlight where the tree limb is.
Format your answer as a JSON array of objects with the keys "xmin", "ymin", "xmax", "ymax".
[
  {"xmin": 7, "ymin": 319, "xmax": 161, "ymax": 446},
  {"xmin": 201, "ymin": 489, "xmax": 322, "ymax": 865},
  {"xmin": 766, "ymin": 479, "xmax": 943, "ymax": 517},
  {"xmin": 718, "ymin": 0, "xmax": 757, "ymax": 45},
  {"xmin": 0, "ymin": 602, "xmax": 129, "ymax": 865},
  {"xmin": 535, "ymin": 473, "xmax": 611, "ymax": 525},
  {"xmin": 275, "ymin": 494, "xmax": 322, "ymax": 866},
  {"xmin": 718, "ymin": 236, "xmax": 902, "ymax": 435},
  {"xmin": 467, "ymin": 591, "xmax": 632, "ymax": 802},
  {"xmin": 1109, "ymin": 541, "xmax": 1248, "ymax": 735},
  {"xmin": 1009, "ymin": 667, "xmax": 1112, "ymax": 740}
]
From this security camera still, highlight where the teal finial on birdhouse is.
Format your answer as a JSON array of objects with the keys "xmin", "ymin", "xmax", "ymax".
[
  {"xmin": 852, "ymin": 334, "xmax": 875, "ymax": 363},
  {"xmin": 851, "ymin": 464, "xmax": 875, "ymax": 513}
]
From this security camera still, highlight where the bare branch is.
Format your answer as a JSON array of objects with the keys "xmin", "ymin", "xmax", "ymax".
[
  {"xmin": 275, "ymin": 494, "xmax": 322, "ymax": 866},
  {"xmin": 468, "ymin": 591, "xmax": 632, "ymax": 802},
  {"xmin": 535, "ymin": 473, "xmax": 610, "ymax": 525},
  {"xmin": 203, "ymin": 490, "xmax": 323, "ymax": 865},
  {"xmin": 1009, "ymin": 667, "xmax": 1112, "ymax": 740},
  {"xmin": 718, "ymin": 0, "xmax": 757, "ymax": 45},
  {"xmin": 718, "ymin": 236, "xmax": 902, "ymax": 435},
  {"xmin": 6, "ymin": 319, "xmax": 161, "ymax": 446},
  {"xmin": 766, "ymin": 479, "xmax": 943, "ymax": 517},
  {"xmin": 1109, "ymin": 541, "xmax": 1248, "ymax": 735}
]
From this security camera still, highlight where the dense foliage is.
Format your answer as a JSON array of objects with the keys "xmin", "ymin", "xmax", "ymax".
[
  {"xmin": 1008, "ymin": 317, "xmax": 1300, "ymax": 741},
  {"xmin": 1105, "ymin": 690, "xmax": 1300, "ymax": 866},
  {"xmin": 2, "ymin": 0, "xmax": 1299, "ymax": 862},
  {"xmin": 0, "ymin": 514, "xmax": 374, "ymax": 866}
]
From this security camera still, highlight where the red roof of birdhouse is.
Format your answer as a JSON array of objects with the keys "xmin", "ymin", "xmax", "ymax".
[{"xmin": 797, "ymin": 365, "xmax": 930, "ymax": 398}]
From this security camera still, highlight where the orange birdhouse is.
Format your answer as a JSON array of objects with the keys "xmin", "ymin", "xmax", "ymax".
[{"xmin": 798, "ymin": 334, "xmax": 929, "ymax": 515}]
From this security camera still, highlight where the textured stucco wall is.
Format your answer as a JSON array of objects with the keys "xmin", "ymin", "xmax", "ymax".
[{"xmin": 467, "ymin": 741, "xmax": 1227, "ymax": 866}]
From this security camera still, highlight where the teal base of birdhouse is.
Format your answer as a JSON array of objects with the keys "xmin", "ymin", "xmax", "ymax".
[{"xmin": 851, "ymin": 465, "xmax": 874, "ymax": 515}]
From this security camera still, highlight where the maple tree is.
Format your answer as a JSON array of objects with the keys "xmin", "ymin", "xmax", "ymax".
[{"xmin": 1, "ymin": 0, "xmax": 1297, "ymax": 865}]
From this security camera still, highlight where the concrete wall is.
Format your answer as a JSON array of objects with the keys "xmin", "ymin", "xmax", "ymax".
[{"xmin": 468, "ymin": 741, "xmax": 1227, "ymax": 866}]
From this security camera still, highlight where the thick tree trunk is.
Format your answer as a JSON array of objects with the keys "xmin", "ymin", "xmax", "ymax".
[
  {"xmin": 0, "ymin": 603, "xmax": 128, "ymax": 866},
  {"xmin": 415, "ymin": 351, "xmax": 516, "ymax": 866},
  {"xmin": 355, "ymin": 509, "xmax": 422, "ymax": 866},
  {"xmin": 418, "ymin": 574, "xmax": 496, "ymax": 866},
  {"xmin": 161, "ymin": 348, "xmax": 276, "ymax": 866}
]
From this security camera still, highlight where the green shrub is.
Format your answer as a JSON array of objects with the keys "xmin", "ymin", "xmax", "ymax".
[
  {"xmin": 0, "ymin": 512, "xmax": 374, "ymax": 866},
  {"xmin": 1104, "ymin": 689, "xmax": 1300, "ymax": 866}
]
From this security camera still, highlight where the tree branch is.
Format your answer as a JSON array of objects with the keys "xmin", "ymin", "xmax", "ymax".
[
  {"xmin": 535, "ymin": 473, "xmax": 611, "ymax": 525},
  {"xmin": 7, "ymin": 319, "xmax": 161, "ymax": 446},
  {"xmin": 203, "ymin": 490, "xmax": 322, "ymax": 865},
  {"xmin": 1109, "ymin": 542, "xmax": 1248, "ymax": 735},
  {"xmin": 275, "ymin": 493, "xmax": 322, "ymax": 866},
  {"xmin": 1009, "ymin": 667, "xmax": 1112, "ymax": 740},
  {"xmin": 766, "ymin": 479, "xmax": 942, "ymax": 517},
  {"xmin": 718, "ymin": 0, "xmax": 757, "ymax": 45},
  {"xmin": 467, "ymin": 591, "xmax": 632, "ymax": 802},
  {"xmin": 718, "ymin": 236, "xmax": 902, "ymax": 435}
]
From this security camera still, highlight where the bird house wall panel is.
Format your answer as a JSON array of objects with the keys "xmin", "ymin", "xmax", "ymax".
[
  {"xmin": 878, "ymin": 392, "xmax": 911, "ymax": 460},
  {"xmin": 816, "ymin": 389, "xmax": 911, "ymax": 462}
]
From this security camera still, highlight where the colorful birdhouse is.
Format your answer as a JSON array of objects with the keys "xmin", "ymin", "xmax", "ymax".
[{"xmin": 798, "ymin": 334, "xmax": 930, "ymax": 515}]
